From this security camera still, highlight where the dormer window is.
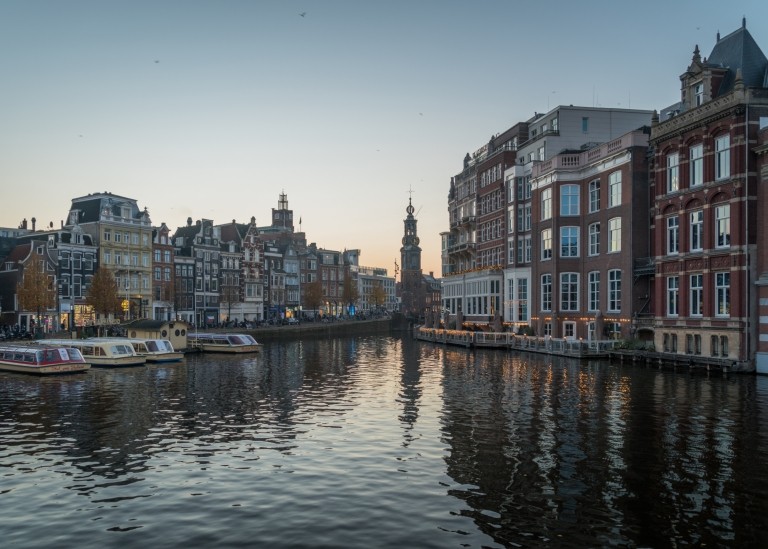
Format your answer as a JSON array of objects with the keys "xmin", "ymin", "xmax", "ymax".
[{"xmin": 693, "ymin": 82, "xmax": 704, "ymax": 106}]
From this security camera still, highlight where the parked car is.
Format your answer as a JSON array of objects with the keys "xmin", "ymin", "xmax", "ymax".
[{"xmin": 284, "ymin": 318, "xmax": 300, "ymax": 325}]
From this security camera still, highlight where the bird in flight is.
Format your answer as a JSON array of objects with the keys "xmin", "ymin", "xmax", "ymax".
[{"xmin": 299, "ymin": 12, "xmax": 306, "ymax": 17}]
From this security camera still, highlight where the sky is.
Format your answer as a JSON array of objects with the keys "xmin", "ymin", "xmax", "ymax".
[{"xmin": 2, "ymin": 1, "xmax": 766, "ymax": 277}]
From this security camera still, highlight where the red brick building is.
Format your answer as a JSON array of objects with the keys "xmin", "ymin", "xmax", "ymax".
[{"xmin": 649, "ymin": 19, "xmax": 768, "ymax": 370}]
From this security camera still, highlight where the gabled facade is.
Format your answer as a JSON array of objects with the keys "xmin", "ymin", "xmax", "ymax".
[
  {"xmin": 650, "ymin": 19, "xmax": 768, "ymax": 371},
  {"xmin": 68, "ymin": 192, "xmax": 153, "ymax": 321},
  {"xmin": 152, "ymin": 223, "xmax": 175, "ymax": 321},
  {"xmin": 172, "ymin": 218, "xmax": 221, "ymax": 327},
  {"xmin": 218, "ymin": 217, "xmax": 265, "ymax": 323}
]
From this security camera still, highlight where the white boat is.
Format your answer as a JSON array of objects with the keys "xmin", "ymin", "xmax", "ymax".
[
  {"xmin": 125, "ymin": 338, "xmax": 184, "ymax": 363},
  {"xmin": 41, "ymin": 338, "xmax": 147, "ymax": 367},
  {"xmin": 188, "ymin": 333, "xmax": 262, "ymax": 353},
  {"xmin": 0, "ymin": 343, "xmax": 91, "ymax": 375}
]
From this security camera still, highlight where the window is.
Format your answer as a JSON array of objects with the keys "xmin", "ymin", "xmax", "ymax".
[
  {"xmin": 588, "ymin": 271, "xmax": 600, "ymax": 312},
  {"xmin": 588, "ymin": 223, "xmax": 600, "ymax": 256},
  {"xmin": 694, "ymin": 82, "xmax": 704, "ymax": 106},
  {"xmin": 608, "ymin": 218, "xmax": 621, "ymax": 253},
  {"xmin": 560, "ymin": 227, "xmax": 579, "ymax": 257},
  {"xmin": 541, "ymin": 274, "xmax": 552, "ymax": 311},
  {"xmin": 689, "ymin": 210, "xmax": 703, "ymax": 252},
  {"xmin": 715, "ymin": 204, "xmax": 730, "ymax": 248},
  {"xmin": 589, "ymin": 180, "xmax": 600, "ymax": 212},
  {"xmin": 517, "ymin": 278, "xmax": 528, "ymax": 321},
  {"xmin": 690, "ymin": 274, "xmax": 703, "ymax": 316},
  {"xmin": 560, "ymin": 185, "xmax": 579, "ymax": 216},
  {"xmin": 608, "ymin": 270, "xmax": 621, "ymax": 312},
  {"xmin": 541, "ymin": 188, "xmax": 552, "ymax": 220},
  {"xmin": 560, "ymin": 273, "xmax": 579, "ymax": 311},
  {"xmin": 715, "ymin": 135, "xmax": 730, "ymax": 180},
  {"xmin": 690, "ymin": 144, "xmax": 703, "ymax": 187},
  {"xmin": 541, "ymin": 228, "xmax": 552, "ymax": 260},
  {"xmin": 582, "ymin": 117, "xmax": 589, "ymax": 133},
  {"xmin": 154, "ymin": 249, "xmax": 161, "ymax": 262},
  {"xmin": 608, "ymin": 171, "xmax": 621, "ymax": 207},
  {"xmin": 711, "ymin": 335, "xmax": 720, "ymax": 357},
  {"xmin": 154, "ymin": 267, "xmax": 161, "ymax": 281},
  {"xmin": 103, "ymin": 229, "xmax": 111, "ymax": 242},
  {"xmin": 517, "ymin": 235, "xmax": 531, "ymax": 264},
  {"xmin": 667, "ymin": 276, "xmax": 679, "ymax": 316},
  {"xmin": 715, "ymin": 272, "xmax": 730, "ymax": 317},
  {"xmin": 667, "ymin": 152, "xmax": 679, "ymax": 193},
  {"xmin": 667, "ymin": 216, "xmax": 679, "ymax": 254}
]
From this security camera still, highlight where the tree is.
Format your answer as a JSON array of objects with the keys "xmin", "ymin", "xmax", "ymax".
[
  {"xmin": 86, "ymin": 268, "xmax": 123, "ymax": 332},
  {"xmin": 369, "ymin": 281, "xmax": 387, "ymax": 311},
  {"xmin": 17, "ymin": 253, "xmax": 56, "ymax": 333},
  {"xmin": 220, "ymin": 283, "xmax": 240, "ymax": 323},
  {"xmin": 303, "ymin": 281, "xmax": 324, "ymax": 316},
  {"xmin": 342, "ymin": 275, "xmax": 359, "ymax": 310}
]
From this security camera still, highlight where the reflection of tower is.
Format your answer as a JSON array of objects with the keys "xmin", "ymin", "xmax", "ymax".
[{"xmin": 400, "ymin": 196, "xmax": 422, "ymax": 318}]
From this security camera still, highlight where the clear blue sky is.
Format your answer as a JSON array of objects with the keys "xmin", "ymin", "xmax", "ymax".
[{"xmin": 2, "ymin": 1, "xmax": 766, "ymax": 276}]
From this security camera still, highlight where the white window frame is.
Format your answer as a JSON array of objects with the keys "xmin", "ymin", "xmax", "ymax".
[
  {"xmin": 667, "ymin": 276, "xmax": 679, "ymax": 317},
  {"xmin": 541, "ymin": 188, "xmax": 552, "ymax": 221},
  {"xmin": 560, "ymin": 226, "xmax": 579, "ymax": 258},
  {"xmin": 608, "ymin": 218, "xmax": 621, "ymax": 253},
  {"xmin": 715, "ymin": 272, "xmax": 730, "ymax": 317},
  {"xmin": 690, "ymin": 210, "xmax": 703, "ymax": 252},
  {"xmin": 560, "ymin": 184, "xmax": 580, "ymax": 216},
  {"xmin": 667, "ymin": 216, "xmax": 679, "ymax": 255},
  {"xmin": 560, "ymin": 272, "xmax": 579, "ymax": 312},
  {"xmin": 541, "ymin": 274, "xmax": 552, "ymax": 312},
  {"xmin": 715, "ymin": 204, "xmax": 731, "ymax": 248},
  {"xmin": 588, "ymin": 179, "xmax": 600, "ymax": 213},
  {"xmin": 690, "ymin": 273, "xmax": 703, "ymax": 316},
  {"xmin": 588, "ymin": 223, "xmax": 600, "ymax": 256},
  {"xmin": 608, "ymin": 269, "xmax": 621, "ymax": 313},
  {"xmin": 541, "ymin": 228, "xmax": 552, "ymax": 260},
  {"xmin": 690, "ymin": 144, "xmax": 703, "ymax": 187},
  {"xmin": 715, "ymin": 135, "xmax": 730, "ymax": 180},
  {"xmin": 588, "ymin": 271, "xmax": 600, "ymax": 312},
  {"xmin": 667, "ymin": 152, "xmax": 679, "ymax": 193},
  {"xmin": 608, "ymin": 171, "xmax": 621, "ymax": 207}
]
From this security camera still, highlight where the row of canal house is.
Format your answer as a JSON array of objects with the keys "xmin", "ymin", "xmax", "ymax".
[
  {"xmin": 441, "ymin": 20, "xmax": 768, "ymax": 372},
  {"xmin": 0, "ymin": 192, "xmax": 397, "ymax": 331}
]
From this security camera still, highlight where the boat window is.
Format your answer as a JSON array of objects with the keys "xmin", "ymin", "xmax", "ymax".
[{"xmin": 146, "ymin": 341, "xmax": 160, "ymax": 352}]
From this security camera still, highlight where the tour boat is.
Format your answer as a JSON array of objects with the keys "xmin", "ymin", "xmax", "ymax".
[
  {"xmin": 188, "ymin": 333, "xmax": 262, "ymax": 353},
  {"xmin": 0, "ymin": 343, "xmax": 91, "ymax": 375},
  {"xmin": 124, "ymin": 338, "xmax": 184, "ymax": 363},
  {"xmin": 41, "ymin": 338, "xmax": 147, "ymax": 367}
]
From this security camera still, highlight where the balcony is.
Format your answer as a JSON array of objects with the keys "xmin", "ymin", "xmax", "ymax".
[{"xmin": 633, "ymin": 257, "xmax": 656, "ymax": 276}]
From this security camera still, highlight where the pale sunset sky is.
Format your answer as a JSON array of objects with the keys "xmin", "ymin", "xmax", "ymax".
[{"xmin": 2, "ymin": 1, "xmax": 766, "ymax": 276}]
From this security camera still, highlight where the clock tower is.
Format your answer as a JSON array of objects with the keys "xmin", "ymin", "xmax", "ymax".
[{"xmin": 400, "ymin": 197, "xmax": 423, "ymax": 318}]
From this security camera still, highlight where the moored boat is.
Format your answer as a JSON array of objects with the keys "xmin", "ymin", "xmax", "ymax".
[
  {"xmin": 123, "ymin": 338, "xmax": 184, "ymax": 363},
  {"xmin": 41, "ymin": 338, "xmax": 147, "ymax": 367},
  {"xmin": 0, "ymin": 343, "xmax": 91, "ymax": 375},
  {"xmin": 188, "ymin": 333, "xmax": 262, "ymax": 353}
]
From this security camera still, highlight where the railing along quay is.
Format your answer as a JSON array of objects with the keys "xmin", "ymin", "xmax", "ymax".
[{"xmin": 415, "ymin": 327, "xmax": 619, "ymax": 358}]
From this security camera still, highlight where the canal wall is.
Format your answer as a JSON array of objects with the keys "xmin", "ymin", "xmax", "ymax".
[{"xmin": 240, "ymin": 316, "xmax": 403, "ymax": 342}]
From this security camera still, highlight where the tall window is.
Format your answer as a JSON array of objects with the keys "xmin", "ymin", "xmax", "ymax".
[
  {"xmin": 589, "ymin": 180, "xmax": 600, "ymax": 213},
  {"xmin": 517, "ymin": 279, "xmax": 528, "ymax": 321},
  {"xmin": 694, "ymin": 82, "xmax": 704, "ymax": 106},
  {"xmin": 541, "ymin": 188, "xmax": 552, "ymax": 220},
  {"xmin": 560, "ymin": 273, "xmax": 579, "ymax": 311},
  {"xmin": 715, "ymin": 135, "xmax": 730, "ymax": 180},
  {"xmin": 667, "ymin": 276, "xmax": 679, "ymax": 316},
  {"xmin": 667, "ymin": 152, "xmax": 679, "ymax": 193},
  {"xmin": 715, "ymin": 204, "xmax": 731, "ymax": 248},
  {"xmin": 541, "ymin": 228, "xmax": 552, "ymax": 260},
  {"xmin": 667, "ymin": 216, "xmax": 679, "ymax": 254},
  {"xmin": 690, "ymin": 144, "xmax": 703, "ymax": 187},
  {"xmin": 608, "ymin": 218, "xmax": 621, "ymax": 253},
  {"xmin": 560, "ymin": 184, "xmax": 579, "ymax": 216},
  {"xmin": 588, "ymin": 271, "xmax": 600, "ymax": 312},
  {"xmin": 608, "ymin": 171, "xmax": 621, "ymax": 207},
  {"xmin": 541, "ymin": 274, "xmax": 552, "ymax": 312},
  {"xmin": 588, "ymin": 223, "xmax": 600, "ymax": 256},
  {"xmin": 690, "ymin": 274, "xmax": 703, "ymax": 316},
  {"xmin": 560, "ymin": 227, "xmax": 579, "ymax": 257},
  {"xmin": 608, "ymin": 270, "xmax": 621, "ymax": 312},
  {"xmin": 715, "ymin": 272, "xmax": 730, "ymax": 317},
  {"xmin": 687, "ymin": 210, "xmax": 702, "ymax": 252},
  {"xmin": 517, "ymin": 235, "xmax": 531, "ymax": 264}
]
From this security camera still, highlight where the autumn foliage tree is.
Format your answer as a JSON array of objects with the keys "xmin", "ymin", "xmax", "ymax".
[
  {"xmin": 86, "ymin": 268, "xmax": 123, "ymax": 329},
  {"xmin": 17, "ymin": 253, "xmax": 57, "ymax": 332},
  {"xmin": 303, "ymin": 280, "xmax": 324, "ymax": 316},
  {"xmin": 342, "ymin": 275, "xmax": 359, "ymax": 309},
  {"xmin": 369, "ymin": 281, "xmax": 387, "ymax": 310}
]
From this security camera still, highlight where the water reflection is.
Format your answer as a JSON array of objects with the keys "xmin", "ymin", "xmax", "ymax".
[{"xmin": 1, "ymin": 336, "xmax": 767, "ymax": 548}]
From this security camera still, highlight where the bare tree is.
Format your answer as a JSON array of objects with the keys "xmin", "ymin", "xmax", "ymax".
[{"xmin": 17, "ymin": 254, "xmax": 56, "ymax": 334}]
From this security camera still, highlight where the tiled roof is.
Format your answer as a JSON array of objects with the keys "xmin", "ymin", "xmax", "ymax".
[{"xmin": 707, "ymin": 22, "xmax": 768, "ymax": 95}]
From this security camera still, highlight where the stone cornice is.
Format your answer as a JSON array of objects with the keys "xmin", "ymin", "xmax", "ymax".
[{"xmin": 651, "ymin": 92, "xmax": 743, "ymax": 144}]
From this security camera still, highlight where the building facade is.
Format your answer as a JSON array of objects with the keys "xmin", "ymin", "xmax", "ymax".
[{"xmin": 650, "ymin": 20, "xmax": 768, "ymax": 370}]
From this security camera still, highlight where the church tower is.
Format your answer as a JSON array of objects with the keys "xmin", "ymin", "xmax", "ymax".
[{"xmin": 400, "ymin": 196, "xmax": 423, "ymax": 317}]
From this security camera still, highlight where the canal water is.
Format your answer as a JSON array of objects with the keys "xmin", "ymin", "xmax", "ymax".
[{"xmin": 1, "ymin": 335, "xmax": 767, "ymax": 548}]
